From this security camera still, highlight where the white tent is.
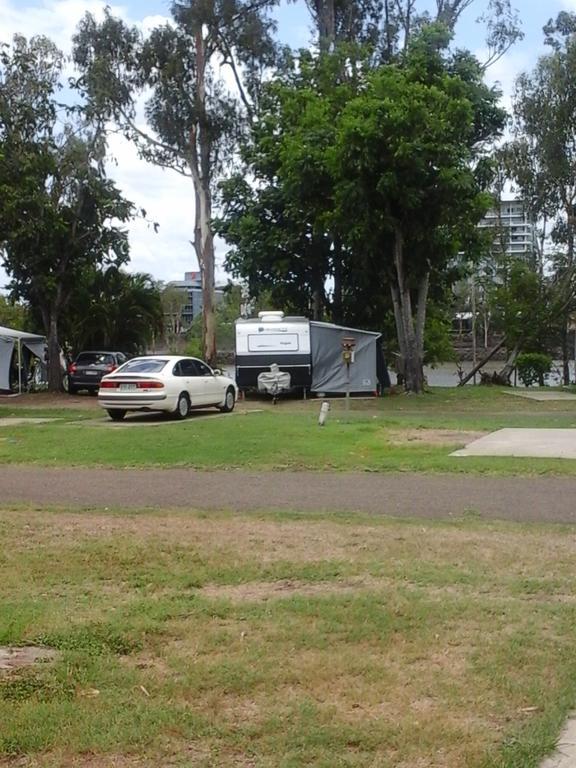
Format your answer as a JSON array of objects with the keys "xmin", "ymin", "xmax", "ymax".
[{"xmin": 0, "ymin": 325, "xmax": 46, "ymax": 393}]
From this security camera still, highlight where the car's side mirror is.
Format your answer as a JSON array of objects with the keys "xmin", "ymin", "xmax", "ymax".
[{"xmin": 212, "ymin": 368, "xmax": 222, "ymax": 376}]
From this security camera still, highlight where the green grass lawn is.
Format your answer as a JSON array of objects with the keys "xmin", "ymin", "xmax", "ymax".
[
  {"xmin": 1, "ymin": 387, "xmax": 576, "ymax": 474},
  {"xmin": 1, "ymin": 506, "xmax": 576, "ymax": 767}
]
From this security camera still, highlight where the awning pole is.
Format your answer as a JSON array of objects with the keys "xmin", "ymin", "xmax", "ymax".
[{"xmin": 17, "ymin": 338, "xmax": 22, "ymax": 394}]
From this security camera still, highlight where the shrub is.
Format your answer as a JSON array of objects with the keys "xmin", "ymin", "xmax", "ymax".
[{"xmin": 516, "ymin": 352, "xmax": 553, "ymax": 387}]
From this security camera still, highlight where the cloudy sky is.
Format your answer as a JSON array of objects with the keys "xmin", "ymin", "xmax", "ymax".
[{"xmin": 0, "ymin": 0, "xmax": 574, "ymax": 291}]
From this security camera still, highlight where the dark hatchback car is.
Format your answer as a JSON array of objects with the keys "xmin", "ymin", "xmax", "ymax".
[{"xmin": 67, "ymin": 351, "xmax": 127, "ymax": 395}]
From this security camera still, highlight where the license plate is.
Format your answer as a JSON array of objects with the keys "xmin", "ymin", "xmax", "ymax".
[
  {"xmin": 119, "ymin": 383, "xmax": 138, "ymax": 391},
  {"xmin": 85, "ymin": 371, "xmax": 97, "ymax": 375}
]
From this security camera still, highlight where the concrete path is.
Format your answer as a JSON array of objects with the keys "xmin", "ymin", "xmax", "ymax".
[
  {"xmin": 453, "ymin": 428, "xmax": 576, "ymax": 459},
  {"xmin": 506, "ymin": 391, "xmax": 576, "ymax": 401},
  {"xmin": 3, "ymin": 466, "xmax": 576, "ymax": 523},
  {"xmin": 540, "ymin": 714, "xmax": 576, "ymax": 768},
  {"xmin": 0, "ymin": 418, "xmax": 60, "ymax": 427}
]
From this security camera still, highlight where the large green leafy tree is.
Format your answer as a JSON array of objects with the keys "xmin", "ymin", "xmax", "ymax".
[
  {"xmin": 218, "ymin": 39, "xmax": 504, "ymax": 391},
  {"xmin": 505, "ymin": 11, "xmax": 576, "ymax": 384},
  {"xmin": 331, "ymin": 41, "xmax": 504, "ymax": 392},
  {"xmin": 0, "ymin": 35, "xmax": 134, "ymax": 391},
  {"xmin": 72, "ymin": 0, "xmax": 278, "ymax": 366},
  {"xmin": 216, "ymin": 50, "xmax": 360, "ymax": 322}
]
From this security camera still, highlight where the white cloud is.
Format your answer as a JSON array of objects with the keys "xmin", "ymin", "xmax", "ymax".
[
  {"xmin": 104, "ymin": 132, "xmax": 201, "ymax": 284},
  {"xmin": 0, "ymin": 0, "xmax": 128, "ymax": 52}
]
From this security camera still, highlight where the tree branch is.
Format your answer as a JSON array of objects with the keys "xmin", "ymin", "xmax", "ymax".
[
  {"xmin": 230, "ymin": 0, "xmax": 275, "ymax": 25},
  {"xmin": 117, "ymin": 105, "xmax": 183, "ymax": 160},
  {"xmin": 218, "ymin": 35, "xmax": 253, "ymax": 118}
]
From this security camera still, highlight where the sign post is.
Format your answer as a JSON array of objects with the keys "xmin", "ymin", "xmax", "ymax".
[{"xmin": 341, "ymin": 336, "xmax": 356, "ymax": 412}]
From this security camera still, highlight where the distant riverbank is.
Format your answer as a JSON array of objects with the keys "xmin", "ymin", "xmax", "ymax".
[{"xmin": 423, "ymin": 361, "xmax": 576, "ymax": 387}]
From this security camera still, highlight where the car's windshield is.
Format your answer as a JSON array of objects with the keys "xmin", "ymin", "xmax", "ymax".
[
  {"xmin": 116, "ymin": 359, "xmax": 168, "ymax": 374},
  {"xmin": 76, "ymin": 353, "xmax": 114, "ymax": 366}
]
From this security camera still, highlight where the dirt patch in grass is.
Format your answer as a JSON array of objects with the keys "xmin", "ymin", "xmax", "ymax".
[
  {"xmin": 0, "ymin": 646, "xmax": 58, "ymax": 672},
  {"xmin": 199, "ymin": 575, "xmax": 576, "ymax": 606},
  {"xmin": 0, "ymin": 419, "xmax": 61, "ymax": 427},
  {"xmin": 386, "ymin": 428, "xmax": 485, "ymax": 445},
  {"xmin": 200, "ymin": 575, "xmax": 388, "ymax": 602},
  {"xmin": 0, "ymin": 393, "xmax": 100, "ymax": 410}
]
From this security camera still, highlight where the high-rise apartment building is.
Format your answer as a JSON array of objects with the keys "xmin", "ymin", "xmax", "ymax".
[
  {"xmin": 477, "ymin": 197, "xmax": 538, "ymax": 260},
  {"xmin": 165, "ymin": 271, "xmax": 226, "ymax": 330}
]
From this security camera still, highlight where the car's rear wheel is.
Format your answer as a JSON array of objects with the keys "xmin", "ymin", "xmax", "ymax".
[
  {"xmin": 68, "ymin": 383, "xmax": 77, "ymax": 395},
  {"xmin": 173, "ymin": 392, "xmax": 191, "ymax": 420},
  {"xmin": 107, "ymin": 409, "xmax": 126, "ymax": 421},
  {"xmin": 219, "ymin": 387, "xmax": 236, "ymax": 413}
]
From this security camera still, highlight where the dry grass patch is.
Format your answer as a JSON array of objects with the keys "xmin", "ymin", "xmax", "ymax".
[
  {"xmin": 1, "ymin": 506, "xmax": 576, "ymax": 767},
  {"xmin": 199, "ymin": 575, "xmax": 392, "ymax": 602},
  {"xmin": 386, "ymin": 428, "xmax": 485, "ymax": 445}
]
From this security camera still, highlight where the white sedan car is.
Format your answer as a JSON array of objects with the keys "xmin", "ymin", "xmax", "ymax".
[{"xmin": 97, "ymin": 356, "xmax": 238, "ymax": 421}]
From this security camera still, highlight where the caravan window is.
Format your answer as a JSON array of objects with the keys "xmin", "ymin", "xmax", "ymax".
[{"xmin": 248, "ymin": 333, "xmax": 300, "ymax": 352}]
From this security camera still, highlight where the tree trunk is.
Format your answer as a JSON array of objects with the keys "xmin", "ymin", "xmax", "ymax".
[
  {"xmin": 332, "ymin": 241, "xmax": 343, "ymax": 324},
  {"xmin": 383, "ymin": 0, "xmax": 392, "ymax": 61},
  {"xmin": 47, "ymin": 312, "xmax": 62, "ymax": 393},
  {"xmin": 561, "ymin": 320, "xmax": 570, "ymax": 386},
  {"xmin": 414, "ymin": 272, "xmax": 429, "ymax": 356},
  {"xmin": 391, "ymin": 228, "xmax": 426, "ymax": 393},
  {"xmin": 458, "ymin": 338, "xmax": 507, "ymax": 386},
  {"xmin": 195, "ymin": 183, "xmax": 217, "ymax": 366},
  {"xmin": 315, "ymin": 0, "xmax": 335, "ymax": 51},
  {"xmin": 312, "ymin": 287, "xmax": 323, "ymax": 320},
  {"xmin": 191, "ymin": 28, "xmax": 217, "ymax": 367},
  {"xmin": 497, "ymin": 343, "xmax": 520, "ymax": 383}
]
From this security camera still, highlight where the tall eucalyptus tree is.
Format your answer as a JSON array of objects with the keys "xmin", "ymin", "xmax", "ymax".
[{"xmin": 73, "ymin": 0, "xmax": 278, "ymax": 364}]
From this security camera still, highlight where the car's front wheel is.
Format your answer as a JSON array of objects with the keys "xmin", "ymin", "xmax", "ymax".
[
  {"xmin": 219, "ymin": 387, "xmax": 236, "ymax": 413},
  {"xmin": 107, "ymin": 409, "xmax": 126, "ymax": 421},
  {"xmin": 173, "ymin": 392, "xmax": 191, "ymax": 420}
]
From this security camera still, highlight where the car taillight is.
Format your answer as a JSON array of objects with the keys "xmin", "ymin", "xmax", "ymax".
[
  {"xmin": 106, "ymin": 364, "xmax": 117, "ymax": 372},
  {"xmin": 68, "ymin": 363, "xmax": 77, "ymax": 374},
  {"xmin": 99, "ymin": 380, "xmax": 164, "ymax": 389}
]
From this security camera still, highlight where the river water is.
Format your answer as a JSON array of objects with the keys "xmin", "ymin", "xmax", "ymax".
[
  {"xmin": 423, "ymin": 361, "xmax": 576, "ymax": 388},
  {"xmin": 226, "ymin": 361, "xmax": 575, "ymax": 389}
]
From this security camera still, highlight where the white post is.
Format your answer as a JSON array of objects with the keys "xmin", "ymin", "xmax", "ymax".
[{"xmin": 318, "ymin": 400, "xmax": 330, "ymax": 426}]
